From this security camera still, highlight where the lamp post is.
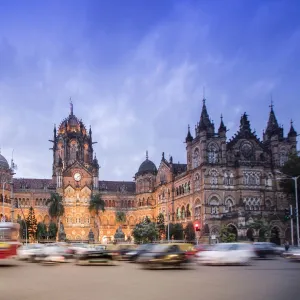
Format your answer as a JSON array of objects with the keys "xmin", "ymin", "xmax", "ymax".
[
  {"xmin": 276, "ymin": 171, "xmax": 299, "ymax": 247},
  {"xmin": 2, "ymin": 182, "xmax": 6, "ymax": 222}
]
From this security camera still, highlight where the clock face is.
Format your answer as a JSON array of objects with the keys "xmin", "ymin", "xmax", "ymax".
[{"xmin": 74, "ymin": 173, "xmax": 81, "ymax": 181}]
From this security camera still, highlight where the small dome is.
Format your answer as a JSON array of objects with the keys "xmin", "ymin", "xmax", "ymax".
[
  {"xmin": 136, "ymin": 151, "xmax": 157, "ymax": 176},
  {"xmin": 0, "ymin": 153, "xmax": 9, "ymax": 169}
]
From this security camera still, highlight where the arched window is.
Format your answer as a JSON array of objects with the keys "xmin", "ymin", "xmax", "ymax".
[
  {"xmin": 186, "ymin": 204, "xmax": 191, "ymax": 217},
  {"xmin": 194, "ymin": 173, "xmax": 200, "ymax": 191},
  {"xmin": 209, "ymin": 169, "xmax": 218, "ymax": 186},
  {"xmin": 181, "ymin": 206, "xmax": 186, "ymax": 219},
  {"xmin": 265, "ymin": 199, "xmax": 272, "ymax": 210},
  {"xmin": 209, "ymin": 197, "xmax": 219, "ymax": 215},
  {"xmin": 194, "ymin": 199, "xmax": 201, "ymax": 219},
  {"xmin": 279, "ymin": 149, "xmax": 288, "ymax": 166},
  {"xmin": 225, "ymin": 198, "xmax": 234, "ymax": 212},
  {"xmin": 193, "ymin": 148, "xmax": 200, "ymax": 168},
  {"xmin": 266, "ymin": 173, "xmax": 273, "ymax": 188},
  {"xmin": 207, "ymin": 144, "xmax": 218, "ymax": 164}
]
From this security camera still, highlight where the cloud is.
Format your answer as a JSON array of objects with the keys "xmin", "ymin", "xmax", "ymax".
[{"xmin": 0, "ymin": 1, "xmax": 299, "ymax": 180}]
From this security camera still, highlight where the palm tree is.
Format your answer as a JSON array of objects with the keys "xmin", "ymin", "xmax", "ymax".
[
  {"xmin": 46, "ymin": 192, "xmax": 65, "ymax": 241},
  {"xmin": 89, "ymin": 193, "xmax": 105, "ymax": 241}
]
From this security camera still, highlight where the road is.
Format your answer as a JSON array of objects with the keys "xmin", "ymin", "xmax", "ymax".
[{"xmin": 0, "ymin": 258, "xmax": 299, "ymax": 300}]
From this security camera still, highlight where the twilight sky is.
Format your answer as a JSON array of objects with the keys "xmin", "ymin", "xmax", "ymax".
[{"xmin": 0, "ymin": 0, "xmax": 299, "ymax": 181}]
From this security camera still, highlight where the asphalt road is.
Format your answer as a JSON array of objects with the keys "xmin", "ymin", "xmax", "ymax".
[{"xmin": 0, "ymin": 258, "xmax": 299, "ymax": 300}]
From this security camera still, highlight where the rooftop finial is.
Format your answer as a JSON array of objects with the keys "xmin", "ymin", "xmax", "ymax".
[
  {"xmin": 221, "ymin": 114, "xmax": 223, "ymax": 121},
  {"xmin": 203, "ymin": 86, "xmax": 206, "ymax": 100},
  {"xmin": 291, "ymin": 119, "xmax": 293, "ymax": 126},
  {"xmin": 70, "ymin": 97, "xmax": 73, "ymax": 115},
  {"xmin": 269, "ymin": 95, "xmax": 274, "ymax": 110},
  {"xmin": 146, "ymin": 150, "xmax": 148, "ymax": 160}
]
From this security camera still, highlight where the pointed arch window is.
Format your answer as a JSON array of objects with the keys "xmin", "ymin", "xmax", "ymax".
[
  {"xmin": 209, "ymin": 197, "xmax": 219, "ymax": 215},
  {"xmin": 279, "ymin": 150, "xmax": 288, "ymax": 167},
  {"xmin": 193, "ymin": 148, "xmax": 200, "ymax": 168},
  {"xmin": 207, "ymin": 144, "xmax": 218, "ymax": 164}
]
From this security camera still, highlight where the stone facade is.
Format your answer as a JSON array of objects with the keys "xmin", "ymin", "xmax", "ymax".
[{"xmin": 0, "ymin": 100, "xmax": 297, "ymax": 244}]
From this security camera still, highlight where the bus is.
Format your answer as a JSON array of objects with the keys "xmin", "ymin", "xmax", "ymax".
[{"xmin": 0, "ymin": 222, "xmax": 21, "ymax": 263}]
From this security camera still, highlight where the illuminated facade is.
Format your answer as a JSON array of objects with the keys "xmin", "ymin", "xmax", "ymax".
[{"xmin": 0, "ymin": 100, "xmax": 297, "ymax": 244}]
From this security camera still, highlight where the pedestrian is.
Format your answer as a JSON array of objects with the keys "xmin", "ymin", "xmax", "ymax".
[{"xmin": 284, "ymin": 240, "xmax": 290, "ymax": 252}]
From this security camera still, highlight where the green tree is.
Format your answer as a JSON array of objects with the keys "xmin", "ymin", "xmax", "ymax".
[
  {"xmin": 156, "ymin": 213, "xmax": 165, "ymax": 238},
  {"xmin": 184, "ymin": 222, "xmax": 196, "ymax": 242},
  {"xmin": 89, "ymin": 193, "xmax": 105, "ymax": 242},
  {"xmin": 116, "ymin": 211, "xmax": 126, "ymax": 224},
  {"xmin": 26, "ymin": 206, "xmax": 37, "ymax": 241},
  {"xmin": 17, "ymin": 218, "xmax": 27, "ymax": 240},
  {"xmin": 48, "ymin": 222, "xmax": 58, "ymax": 240},
  {"xmin": 280, "ymin": 153, "xmax": 300, "ymax": 204},
  {"xmin": 36, "ymin": 222, "xmax": 47, "ymax": 240},
  {"xmin": 132, "ymin": 220, "xmax": 158, "ymax": 244},
  {"xmin": 219, "ymin": 226, "xmax": 236, "ymax": 243},
  {"xmin": 46, "ymin": 192, "xmax": 65, "ymax": 241},
  {"xmin": 168, "ymin": 223, "xmax": 184, "ymax": 240}
]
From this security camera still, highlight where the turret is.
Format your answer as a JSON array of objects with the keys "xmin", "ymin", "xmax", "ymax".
[
  {"xmin": 218, "ymin": 114, "xmax": 227, "ymax": 137},
  {"xmin": 197, "ymin": 98, "xmax": 214, "ymax": 136},
  {"xmin": 185, "ymin": 125, "xmax": 193, "ymax": 143}
]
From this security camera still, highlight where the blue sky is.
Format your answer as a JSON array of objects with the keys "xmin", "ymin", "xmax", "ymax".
[{"xmin": 0, "ymin": 0, "xmax": 299, "ymax": 180}]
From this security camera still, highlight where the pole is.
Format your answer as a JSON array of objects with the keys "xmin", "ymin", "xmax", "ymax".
[
  {"xmin": 294, "ymin": 177, "xmax": 299, "ymax": 247},
  {"xmin": 2, "ymin": 182, "xmax": 6, "ymax": 221},
  {"xmin": 166, "ymin": 198, "xmax": 170, "ymax": 242},
  {"xmin": 290, "ymin": 205, "xmax": 294, "ymax": 246}
]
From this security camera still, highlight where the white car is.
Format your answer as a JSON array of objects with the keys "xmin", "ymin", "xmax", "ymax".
[
  {"xmin": 17, "ymin": 244, "xmax": 45, "ymax": 261},
  {"xmin": 195, "ymin": 243, "xmax": 255, "ymax": 266}
]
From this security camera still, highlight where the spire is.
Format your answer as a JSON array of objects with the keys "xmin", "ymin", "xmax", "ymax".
[
  {"xmin": 54, "ymin": 124, "xmax": 56, "ymax": 138},
  {"xmin": 70, "ymin": 97, "xmax": 73, "ymax": 115},
  {"xmin": 265, "ymin": 100, "xmax": 279, "ymax": 136},
  {"xmin": 89, "ymin": 125, "xmax": 92, "ymax": 136},
  {"xmin": 198, "ymin": 98, "xmax": 213, "ymax": 131},
  {"xmin": 146, "ymin": 150, "xmax": 148, "ymax": 160},
  {"xmin": 185, "ymin": 124, "xmax": 193, "ymax": 142},
  {"xmin": 288, "ymin": 119, "xmax": 297, "ymax": 138},
  {"xmin": 240, "ymin": 112, "xmax": 251, "ymax": 133},
  {"xmin": 218, "ymin": 114, "xmax": 227, "ymax": 134}
]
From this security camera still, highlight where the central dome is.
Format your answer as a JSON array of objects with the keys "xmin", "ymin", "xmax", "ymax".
[
  {"xmin": 136, "ymin": 151, "xmax": 157, "ymax": 176},
  {"xmin": 0, "ymin": 153, "xmax": 9, "ymax": 170},
  {"xmin": 58, "ymin": 102, "xmax": 87, "ymax": 134}
]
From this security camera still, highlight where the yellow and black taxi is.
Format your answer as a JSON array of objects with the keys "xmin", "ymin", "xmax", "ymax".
[{"xmin": 137, "ymin": 243, "xmax": 194, "ymax": 269}]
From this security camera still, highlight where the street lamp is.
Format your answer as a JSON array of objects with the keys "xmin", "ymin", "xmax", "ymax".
[
  {"xmin": 2, "ymin": 182, "xmax": 7, "ymax": 222},
  {"xmin": 276, "ymin": 170, "xmax": 299, "ymax": 247}
]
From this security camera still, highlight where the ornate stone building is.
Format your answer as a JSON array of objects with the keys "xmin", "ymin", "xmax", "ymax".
[{"xmin": 0, "ymin": 100, "xmax": 297, "ymax": 244}]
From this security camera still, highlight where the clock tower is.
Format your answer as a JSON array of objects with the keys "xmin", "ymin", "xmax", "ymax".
[{"xmin": 49, "ymin": 101, "xmax": 100, "ymax": 241}]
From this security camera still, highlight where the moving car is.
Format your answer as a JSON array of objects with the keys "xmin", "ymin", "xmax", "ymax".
[
  {"xmin": 196, "ymin": 242, "xmax": 255, "ymax": 266},
  {"xmin": 17, "ymin": 243, "xmax": 45, "ymax": 261},
  {"xmin": 124, "ymin": 243, "xmax": 155, "ymax": 262},
  {"xmin": 137, "ymin": 243, "xmax": 192, "ymax": 269},
  {"xmin": 76, "ymin": 249, "xmax": 117, "ymax": 266},
  {"xmin": 253, "ymin": 242, "xmax": 276, "ymax": 259}
]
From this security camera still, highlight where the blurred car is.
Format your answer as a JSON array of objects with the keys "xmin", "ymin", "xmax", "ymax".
[
  {"xmin": 76, "ymin": 249, "xmax": 117, "ymax": 266},
  {"xmin": 272, "ymin": 244, "xmax": 285, "ymax": 256},
  {"xmin": 185, "ymin": 244, "xmax": 212, "ymax": 260},
  {"xmin": 196, "ymin": 242, "xmax": 255, "ymax": 266},
  {"xmin": 253, "ymin": 242, "xmax": 276, "ymax": 259},
  {"xmin": 106, "ymin": 244, "xmax": 137, "ymax": 261},
  {"xmin": 17, "ymin": 244, "xmax": 45, "ymax": 261},
  {"xmin": 124, "ymin": 244, "xmax": 155, "ymax": 262},
  {"xmin": 137, "ymin": 243, "xmax": 192, "ymax": 269},
  {"xmin": 34, "ymin": 244, "xmax": 73, "ymax": 263},
  {"xmin": 282, "ymin": 247, "xmax": 300, "ymax": 261}
]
